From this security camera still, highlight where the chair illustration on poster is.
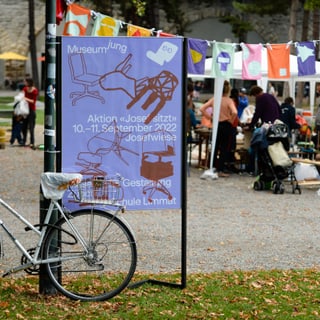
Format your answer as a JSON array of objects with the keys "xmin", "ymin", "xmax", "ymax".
[
  {"xmin": 140, "ymin": 130, "xmax": 175, "ymax": 203},
  {"xmin": 99, "ymin": 53, "xmax": 140, "ymax": 98},
  {"xmin": 76, "ymin": 120, "xmax": 139, "ymax": 176},
  {"xmin": 68, "ymin": 53, "xmax": 105, "ymax": 106},
  {"xmin": 127, "ymin": 70, "xmax": 178, "ymax": 125},
  {"xmin": 99, "ymin": 54, "xmax": 179, "ymax": 125}
]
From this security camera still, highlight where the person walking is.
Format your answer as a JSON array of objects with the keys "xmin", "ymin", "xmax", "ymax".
[{"xmin": 21, "ymin": 78, "xmax": 38, "ymax": 149}]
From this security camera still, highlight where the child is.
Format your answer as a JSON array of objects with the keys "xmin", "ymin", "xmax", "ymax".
[
  {"xmin": 10, "ymin": 113, "xmax": 24, "ymax": 146},
  {"xmin": 10, "ymin": 97, "xmax": 27, "ymax": 146}
]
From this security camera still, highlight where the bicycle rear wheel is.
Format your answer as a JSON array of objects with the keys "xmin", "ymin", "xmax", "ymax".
[{"xmin": 42, "ymin": 208, "xmax": 137, "ymax": 301}]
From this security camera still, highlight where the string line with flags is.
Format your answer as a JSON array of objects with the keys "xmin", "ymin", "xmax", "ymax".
[{"xmin": 56, "ymin": 1, "xmax": 320, "ymax": 81}]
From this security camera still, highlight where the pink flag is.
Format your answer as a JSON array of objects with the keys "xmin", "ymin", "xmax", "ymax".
[{"xmin": 241, "ymin": 43, "xmax": 262, "ymax": 80}]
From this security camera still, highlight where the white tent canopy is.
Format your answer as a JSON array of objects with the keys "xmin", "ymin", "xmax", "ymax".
[{"xmin": 188, "ymin": 49, "xmax": 320, "ymax": 178}]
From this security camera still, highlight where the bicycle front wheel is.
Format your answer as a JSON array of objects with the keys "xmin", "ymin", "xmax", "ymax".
[{"xmin": 42, "ymin": 208, "xmax": 137, "ymax": 301}]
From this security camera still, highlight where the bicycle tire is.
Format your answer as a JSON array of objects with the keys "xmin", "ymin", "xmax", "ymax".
[{"xmin": 42, "ymin": 208, "xmax": 137, "ymax": 301}]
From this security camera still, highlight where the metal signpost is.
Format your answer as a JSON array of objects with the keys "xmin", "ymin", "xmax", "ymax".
[{"xmin": 39, "ymin": 0, "xmax": 57, "ymax": 294}]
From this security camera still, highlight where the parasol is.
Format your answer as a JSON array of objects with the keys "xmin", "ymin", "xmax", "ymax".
[{"xmin": 0, "ymin": 51, "xmax": 28, "ymax": 60}]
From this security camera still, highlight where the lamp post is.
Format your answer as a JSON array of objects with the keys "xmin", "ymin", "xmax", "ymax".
[{"xmin": 39, "ymin": 0, "xmax": 57, "ymax": 295}]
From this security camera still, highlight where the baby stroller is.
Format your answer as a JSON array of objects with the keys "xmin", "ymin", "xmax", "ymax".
[{"xmin": 250, "ymin": 122, "xmax": 301, "ymax": 194}]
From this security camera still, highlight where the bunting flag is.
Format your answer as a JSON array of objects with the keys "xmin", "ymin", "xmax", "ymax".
[
  {"xmin": 91, "ymin": 13, "xmax": 120, "ymax": 36},
  {"xmin": 241, "ymin": 43, "xmax": 263, "ymax": 80},
  {"xmin": 187, "ymin": 38, "xmax": 208, "ymax": 75},
  {"xmin": 56, "ymin": 0, "xmax": 67, "ymax": 25},
  {"xmin": 296, "ymin": 41, "xmax": 316, "ymax": 76},
  {"xmin": 267, "ymin": 44, "xmax": 290, "ymax": 79},
  {"xmin": 211, "ymin": 42, "xmax": 234, "ymax": 78},
  {"xmin": 63, "ymin": 3, "xmax": 91, "ymax": 36},
  {"xmin": 127, "ymin": 24, "xmax": 151, "ymax": 37},
  {"xmin": 157, "ymin": 31, "xmax": 175, "ymax": 37}
]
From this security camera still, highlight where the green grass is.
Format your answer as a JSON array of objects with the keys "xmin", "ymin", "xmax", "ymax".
[{"xmin": 0, "ymin": 270, "xmax": 320, "ymax": 319}]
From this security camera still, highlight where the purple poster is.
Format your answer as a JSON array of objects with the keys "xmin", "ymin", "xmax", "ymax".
[{"xmin": 60, "ymin": 36, "xmax": 183, "ymax": 210}]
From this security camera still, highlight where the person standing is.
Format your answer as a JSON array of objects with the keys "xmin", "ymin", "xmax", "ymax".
[
  {"xmin": 22, "ymin": 78, "xmax": 38, "ymax": 149},
  {"xmin": 238, "ymin": 87, "xmax": 249, "ymax": 120},
  {"xmin": 279, "ymin": 97, "xmax": 300, "ymax": 135},
  {"xmin": 248, "ymin": 85, "xmax": 280, "ymax": 129},
  {"xmin": 199, "ymin": 98, "xmax": 213, "ymax": 128},
  {"xmin": 201, "ymin": 80, "xmax": 237, "ymax": 177},
  {"xmin": 186, "ymin": 82, "xmax": 201, "ymax": 142},
  {"xmin": 268, "ymin": 82, "xmax": 277, "ymax": 97},
  {"xmin": 227, "ymin": 88, "xmax": 240, "ymax": 172}
]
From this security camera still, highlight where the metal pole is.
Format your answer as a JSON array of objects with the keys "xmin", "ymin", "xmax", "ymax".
[{"xmin": 39, "ymin": 0, "xmax": 57, "ymax": 295}]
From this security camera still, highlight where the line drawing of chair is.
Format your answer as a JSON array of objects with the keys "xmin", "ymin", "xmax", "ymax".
[
  {"xmin": 127, "ymin": 70, "xmax": 178, "ymax": 124},
  {"xmin": 140, "ymin": 130, "xmax": 175, "ymax": 203},
  {"xmin": 68, "ymin": 53, "xmax": 105, "ymax": 106},
  {"xmin": 76, "ymin": 120, "xmax": 139, "ymax": 175},
  {"xmin": 98, "ymin": 54, "xmax": 178, "ymax": 125},
  {"xmin": 76, "ymin": 152, "xmax": 106, "ymax": 177}
]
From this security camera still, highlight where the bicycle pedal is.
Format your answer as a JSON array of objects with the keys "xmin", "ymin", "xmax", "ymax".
[{"xmin": 94, "ymin": 263, "xmax": 104, "ymax": 271}]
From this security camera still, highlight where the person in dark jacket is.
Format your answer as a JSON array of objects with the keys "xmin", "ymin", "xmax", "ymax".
[
  {"xmin": 248, "ymin": 85, "xmax": 280, "ymax": 129},
  {"xmin": 279, "ymin": 97, "xmax": 300, "ymax": 136}
]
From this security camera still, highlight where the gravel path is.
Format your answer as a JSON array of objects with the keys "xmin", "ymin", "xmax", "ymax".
[{"xmin": 1, "ymin": 124, "xmax": 320, "ymax": 277}]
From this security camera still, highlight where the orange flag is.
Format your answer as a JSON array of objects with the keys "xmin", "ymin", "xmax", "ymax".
[
  {"xmin": 267, "ymin": 44, "xmax": 290, "ymax": 79},
  {"xmin": 127, "ymin": 24, "xmax": 151, "ymax": 37},
  {"xmin": 63, "ymin": 3, "xmax": 91, "ymax": 36}
]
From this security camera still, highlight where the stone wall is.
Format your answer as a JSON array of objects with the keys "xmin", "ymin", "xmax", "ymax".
[
  {"xmin": 0, "ymin": 0, "xmax": 45, "ymax": 55},
  {"xmin": 0, "ymin": 0, "xmax": 45, "ymax": 86},
  {"xmin": 170, "ymin": 2, "xmax": 305, "ymax": 43}
]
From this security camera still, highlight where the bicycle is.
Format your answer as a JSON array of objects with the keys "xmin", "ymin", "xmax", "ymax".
[{"xmin": 0, "ymin": 172, "xmax": 137, "ymax": 302}]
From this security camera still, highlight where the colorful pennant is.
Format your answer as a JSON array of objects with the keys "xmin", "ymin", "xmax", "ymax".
[
  {"xmin": 267, "ymin": 44, "xmax": 290, "ymax": 79},
  {"xmin": 63, "ymin": 3, "xmax": 91, "ymax": 36},
  {"xmin": 187, "ymin": 38, "xmax": 208, "ymax": 75},
  {"xmin": 157, "ymin": 31, "xmax": 175, "ymax": 37},
  {"xmin": 56, "ymin": 0, "xmax": 67, "ymax": 25},
  {"xmin": 127, "ymin": 24, "xmax": 151, "ymax": 37},
  {"xmin": 91, "ymin": 13, "xmax": 120, "ymax": 37},
  {"xmin": 241, "ymin": 43, "xmax": 263, "ymax": 80},
  {"xmin": 296, "ymin": 41, "xmax": 316, "ymax": 76},
  {"xmin": 212, "ymin": 42, "xmax": 234, "ymax": 78}
]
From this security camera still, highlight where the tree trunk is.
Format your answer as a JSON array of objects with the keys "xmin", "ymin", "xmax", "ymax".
[
  {"xmin": 313, "ymin": 9, "xmax": 320, "ymax": 60},
  {"xmin": 28, "ymin": 0, "xmax": 39, "ymax": 88},
  {"xmin": 301, "ymin": 8, "xmax": 310, "ymax": 41},
  {"xmin": 284, "ymin": 0, "xmax": 299, "ymax": 103}
]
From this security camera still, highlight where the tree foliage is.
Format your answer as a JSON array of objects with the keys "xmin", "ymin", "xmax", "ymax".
[
  {"xmin": 304, "ymin": 0, "xmax": 320, "ymax": 10},
  {"xmin": 88, "ymin": 0, "xmax": 218, "ymax": 34},
  {"xmin": 232, "ymin": 0, "xmax": 291, "ymax": 16}
]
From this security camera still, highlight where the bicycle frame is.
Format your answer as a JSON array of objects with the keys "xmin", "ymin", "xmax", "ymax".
[{"xmin": 0, "ymin": 197, "xmax": 88, "ymax": 276}]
